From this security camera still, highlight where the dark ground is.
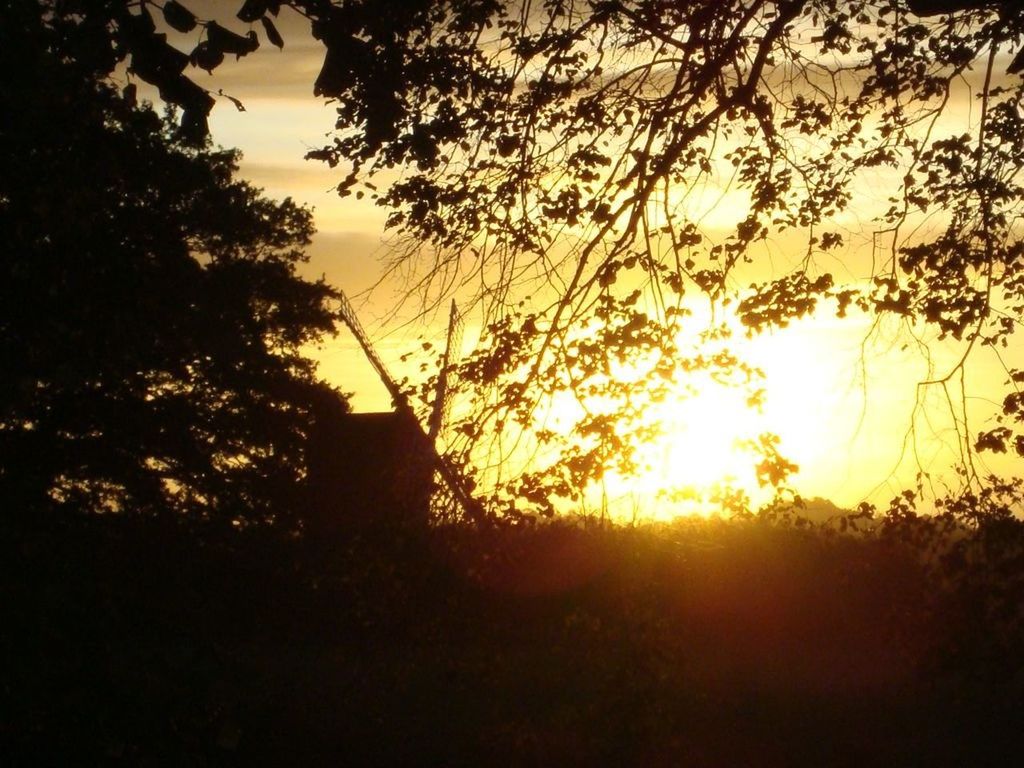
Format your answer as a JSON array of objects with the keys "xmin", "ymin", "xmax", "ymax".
[{"xmin": 3, "ymin": 511, "xmax": 1023, "ymax": 766}]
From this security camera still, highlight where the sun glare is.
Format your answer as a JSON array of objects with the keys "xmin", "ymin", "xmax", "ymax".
[
  {"xmin": 587, "ymin": 312, "xmax": 883, "ymax": 520},
  {"xmin": 587, "ymin": 369, "xmax": 777, "ymax": 521}
]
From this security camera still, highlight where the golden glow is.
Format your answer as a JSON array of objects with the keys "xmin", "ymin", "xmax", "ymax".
[
  {"xmin": 198, "ymin": 22, "xmax": 1023, "ymax": 518},
  {"xmin": 581, "ymin": 306, "xmax": 1023, "ymax": 520},
  {"xmin": 596, "ymin": 380, "xmax": 770, "ymax": 519},
  {"xmin": 588, "ymin": 318, "xmax": 823, "ymax": 518}
]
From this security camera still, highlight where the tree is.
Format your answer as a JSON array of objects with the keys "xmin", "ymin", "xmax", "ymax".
[
  {"xmin": 28, "ymin": 0, "xmax": 1024, "ymax": 518},
  {"xmin": 299, "ymin": 0, "xmax": 1024, "ymax": 516},
  {"xmin": 0, "ymin": 2, "xmax": 345, "ymax": 524}
]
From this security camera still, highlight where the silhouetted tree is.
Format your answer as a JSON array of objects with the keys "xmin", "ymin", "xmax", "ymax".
[
  {"xmin": 310, "ymin": 0, "xmax": 1024, "ymax": 515},
  {"xmin": 0, "ymin": 2, "xmax": 344, "ymax": 524},
  {"xmin": 32, "ymin": 0, "xmax": 1024, "ymax": 516}
]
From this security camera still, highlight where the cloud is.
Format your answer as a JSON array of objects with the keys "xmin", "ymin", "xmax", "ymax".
[{"xmin": 304, "ymin": 231, "xmax": 388, "ymax": 293}]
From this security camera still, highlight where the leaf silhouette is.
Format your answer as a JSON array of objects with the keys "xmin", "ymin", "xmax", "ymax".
[
  {"xmin": 206, "ymin": 22, "xmax": 259, "ymax": 59},
  {"xmin": 237, "ymin": 0, "xmax": 268, "ymax": 24},
  {"xmin": 162, "ymin": 1, "xmax": 197, "ymax": 33},
  {"xmin": 261, "ymin": 17, "xmax": 283, "ymax": 49}
]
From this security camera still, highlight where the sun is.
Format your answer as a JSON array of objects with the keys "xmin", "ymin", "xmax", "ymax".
[
  {"xmin": 590, "ymin": 310, "xmax": 938, "ymax": 520},
  {"xmin": 650, "ymin": 385, "xmax": 770, "ymax": 492},
  {"xmin": 588, "ymin": 314, "xmax": 863, "ymax": 520},
  {"xmin": 592, "ymin": 374, "xmax": 780, "ymax": 520}
]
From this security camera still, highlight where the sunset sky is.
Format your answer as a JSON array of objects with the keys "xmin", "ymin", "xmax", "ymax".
[{"xmin": 158, "ymin": 4, "xmax": 1023, "ymax": 515}]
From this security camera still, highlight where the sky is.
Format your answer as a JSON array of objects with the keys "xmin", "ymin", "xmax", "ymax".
[
  {"xmin": 172, "ymin": 8, "xmax": 404, "ymax": 405},
  {"xmin": 156, "ymin": 3, "xmax": 1023, "ymax": 516}
]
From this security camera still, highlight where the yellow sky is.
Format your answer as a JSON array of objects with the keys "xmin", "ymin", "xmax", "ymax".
[{"xmin": 172, "ymin": 6, "xmax": 1022, "ymax": 514}]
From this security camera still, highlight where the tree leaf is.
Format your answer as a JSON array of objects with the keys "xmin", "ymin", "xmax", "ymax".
[
  {"xmin": 190, "ymin": 41, "xmax": 224, "ymax": 73},
  {"xmin": 163, "ymin": 1, "xmax": 197, "ymax": 33},
  {"xmin": 206, "ymin": 22, "xmax": 259, "ymax": 58},
  {"xmin": 261, "ymin": 16, "xmax": 284, "ymax": 49},
  {"xmin": 237, "ymin": 0, "xmax": 268, "ymax": 24}
]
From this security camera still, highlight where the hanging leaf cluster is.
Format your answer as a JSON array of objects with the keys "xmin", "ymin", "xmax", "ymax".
[{"xmin": 47, "ymin": 1, "xmax": 287, "ymax": 144}]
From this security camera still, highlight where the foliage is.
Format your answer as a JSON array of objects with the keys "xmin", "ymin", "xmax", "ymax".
[
  {"xmin": 293, "ymin": 0, "xmax": 1024, "ymax": 514},
  {"xmin": 0, "ymin": 2, "xmax": 344, "ymax": 523},
  {"xmin": 4, "ymin": 509, "xmax": 1023, "ymax": 764},
  {"xmin": 32, "ymin": 0, "xmax": 1024, "ymax": 516}
]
